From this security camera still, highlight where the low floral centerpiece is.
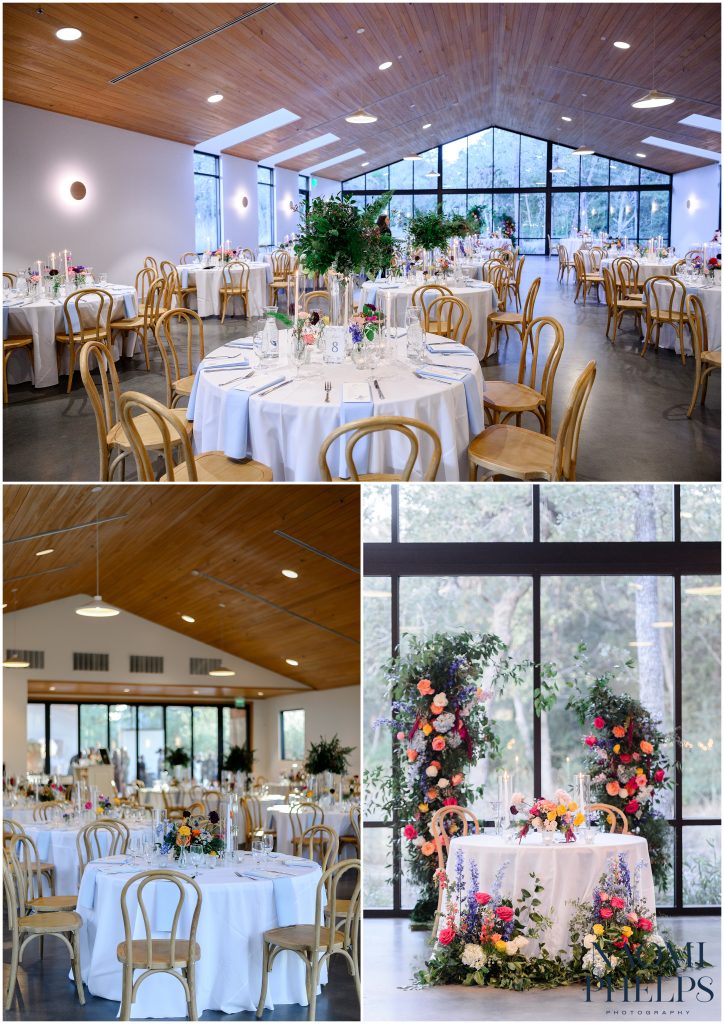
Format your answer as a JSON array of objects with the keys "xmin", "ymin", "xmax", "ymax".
[
  {"xmin": 707, "ymin": 256, "xmax": 720, "ymax": 276},
  {"xmin": 95, "ymin": 794, "xmax": 113, "ymax": 814},
  {"xmin": 511, "ymin": 791, "xmax": 584, "ymax": 843},
  {"xmin": 348, "ymin": 303, "xmax": 382, "ymax": 345},
  {"xmin": 161, "ymin": 809, "xmax": 223, "ymax": 861},
  {"xmin": 46, "ymin": 268, "xmax": 62, "ymax": 296},
  {"xmin": 70, "ymin": 265, "xmax": 90, "ymax": 288},
  {"xmin": 214, "ymin": 248, "xmax": 235, "ymax": 263}
]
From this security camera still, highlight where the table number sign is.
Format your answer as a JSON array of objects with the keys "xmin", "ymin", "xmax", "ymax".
[{"xmin": 324, "ymin": 325, "xmax": 345, "ymax": 364}]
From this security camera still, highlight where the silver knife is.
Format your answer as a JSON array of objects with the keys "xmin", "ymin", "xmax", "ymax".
[
  {"xmin": 373, "ymin": 378, "xmax": 385, "ymax": 400},
  {"xmin": 415, "ymin": 372, "xmax": 454, "ymax": 385},
  {"xmin": 256, "ymin": 378, "xmax": 293, "ymax": 397},
  {"xmin": 426, "ymin": 361, "xmax": 471, "ymax": 371}
]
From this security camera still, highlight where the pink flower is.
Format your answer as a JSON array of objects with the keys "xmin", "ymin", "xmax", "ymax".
[
  {"xmin": 654, "ymin": 769, "xmax": 665, "ymax": 783},
  {"xmin": 620, "ymin": 754, "xmax": 632, "ymax": 764},
  {"xmin": 84, "ymin": 801, "xmax": 93, "ymax": 810},
  {"xmin": 584, "ymin": 735, "xmax": 596, "ymax": 747},
  {"xmin": 624, "ymin": 799, "xmax": 640, "ymax": 814},
  {"xmin": 495, "ymin": 905, "xmax": 514, "ymax": 922},
  {"xmin": 594, "ymin": 716, "xmax": 605, "ymax": 729},
  {"xmin": 475, "ymin": 892, "xmax": 492, "ymax": 905},
  {"xmin": 438, "ymin": 928, "xmax": 455, "ymax": 945},
  {"xmin": 600, "ymin": 907, "xmax": 613, "ymax": 919},
  {"xmin": 431, "ymin": 736, "xmax": 446, "ymax": 751},
  {"xmin": 443, "ymin": 797, "xmax": 457, "ymax": 806},
  {"xmin": 452, "ymin": 773, "xmax": 464, "ymax": 786},
  {"xmin": 403, "ymin": 825, "xmax": 417, "ymax": 840},
  {"xmin": 396, "ymin": 731, "xmax": 406, "ymax": 741},
  {"xmin": 627, "ymin": 912, "xmax": 639, "ymax": 923},
  {"xmin": 606, "ymin": 781, "xmax": 620, "ymax": 797},
  {"xmin": 638, "ymin": 917, "xmax": 653, "ymax": 932},
  {"xmin": 610, "ymin": 896, "xmax": 625, "ymax": 910}
]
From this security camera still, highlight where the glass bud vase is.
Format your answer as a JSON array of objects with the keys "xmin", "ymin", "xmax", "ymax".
[
  {"xmin": 262, "ymin": 307, "xmax": 280, "ymax": 359},
  {"xmin": 177, "ymin": 845, "xmax": 188, "ymax": 868}
]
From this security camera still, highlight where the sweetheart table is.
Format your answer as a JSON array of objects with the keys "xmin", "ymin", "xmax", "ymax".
[
  {"xmin": 446, "ymin": 832, "xmax": 655, "ymax": 957},
  {"xmin": 75, "ymin": 852, "xmax": 323, "ymax": 1017}
]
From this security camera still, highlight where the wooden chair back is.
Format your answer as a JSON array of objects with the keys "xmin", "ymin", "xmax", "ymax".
[
  {"xmin": 240, "ymin": 247, "xmax": 256, "ymax": 261},
  {"xmin": 511, "ymin": 253, "xmax": 525, "ymax": 290},
  {"xmin": 62, "ymin": 288, "xmax": 113, "ymax": 343},
  {"xmin": 671, "ymin": 259, "xmax": 686, "ymax": 276},
  {"xmin": 317, "ymin": 859, "xmax": 361, "ymax": 954},
  {"xmin": 4, "ymin": 272, "xmax": 16, "ymax": 287},
  {"xmin": 588, "ymin": 246, "xmax": 606, "ymax": 269},
  {"xmin": 135, "ymin": 266, "xmax": 155, "ymax": 306},
  {"xmin": 80, "ymin": 340, "xmax": 124, "ymax": 481},
  {"xmin": 684, "ymin": 248, "xmax": 703, "ymax": 260},
  {"xmin": 290, "ymin": 802, "xmax": 324, "ymax": 844},
  {"xmin": 7, "ymin": 833, "xmax": 49, "ymax": 904},
  {"xmin": 521, "ymin": 276, "xmax": 541, "ymax": 331},
  {"xmin": 586, "ymin": 803, "xmax": 629, "ymax": 833},
  {"xmin": 32, "ymin": 801, "xmax": 67, "ymax": 821},
  {"xmin": 159, "ymin": 259, "xmax": 177, "ymax": 281},
  {"xmin": 319, "ymin": 415, "xmax": 442, "ymax": 482},
  {"xmin": 118, "ymin": 390, "xmax": 194, "ymax": 482},
  {"xmin": 3, "ymin": 847, "xmax": 23, "ymax": 932},
  {"xmin": 643, "ymin": 275, "xmax": 687, "ymax": 321},
  {"xmin": 221, "ymin": 259, "xmax": 250, "ymax": 294},
  {"xmin": 270, "ymin": 250, "xmax": 291, "ymax": 278},
  {"xmin": 686, "ymin": 293, "xmax": 710, "ymax": 358},
  {"xmin": 3, "ymin": 820, "xmax": 25, "ymax": 837},
  {"xmin": 76, "ymin": 819, "xmax": 128, "ymax": 879},
  {"xmin": 602, "ymin": 267, "xmax": 616, "ymax": 311},
  {"xmin": 203, "ymin": 790, "xmax": 222, "ymax": 814},
  {"xmin": 299, "ymin": 824, "xmax": 339, "ymax": 871},
  {"xmin": 519, "ymin": 316, "xmax": 565, "ymax": 434},
  {"xmin": 154, "ymin": 307, "xmax": 205, "ymax": 405},
  {"xmin": 162, "ymin": 267, "xmax": 181, "ymax": 308},
  {"xmin": 143, "ymin": 256, "xmax": 159, "ymax": 274},
  {"xmin": 551, "ymin": 360, "xmax": 597, "ymax": 480},
  {"xmin": 411, "ymin": 283, "xmax": 452, "ymax": 311},
  {"xmin": 613, "ymin": 257, "xmax": 640, "ymax": 295},
  {"xmin": 557, "ymin": 244, "xmax": 569, "ymax": 266},
  {"xmin": 480, "ymin": 258, "xmax": 504, "ymax": 282},
  {"xmin": 119, "ymin": 868, "xmax": 202, "ymax": 971},
  {"xmin": 302, "ymin": 290, "xmax": 331, "ymax": 315},
  {"xmin": 179, "ymin": 252, "xmax": 197, "ymax": 264},
  {"xmin": 429, "ymin": 806, "xmax": 480, "ymax": 873},
  {"xmin": 489, "ymin": 264, "xmax": 510, "ymax": 308},
  {"xmin": 424, "ymin": 295, "xmax": 471, "ymax": 344},
  {"xmin": 242, "ymin": 795, "xmax": 268, "ymax": 840}
]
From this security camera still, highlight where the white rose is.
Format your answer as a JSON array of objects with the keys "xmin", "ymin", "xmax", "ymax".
[
  {"xmin": 583, "ymin": 933, "xmax": 596, "ymax": 949},
  {"xmin": 544, "ymin": 819, "xmax": 557, "ymax": 831},
  {"xmin": 413, "ymin": 836, "xmax": 425, "ymax": 847},
  {"xmin": 515, "ymin": 936, "xmax": 529, "ymax": 950},
  {"xmin": 438, "ymin": 778, "xmax": 449, "ymax": 789},
  {"xmin": 512, "ymin": 792, "xmax": 525, "ymax": 805},
  {"xmin": 531, "ymin": 816, "xmax": 543, "ymax": 830},
  {"xmin": 425, "ymin": 766, "xmax": 438, "ymax": 778},
  {"xmin": 432, "ymin": 694, "xmax": 448, "ymax": 708},
  {"xmin": 505, "ymin": 940, "xmax": 519, "ymax": 955}
]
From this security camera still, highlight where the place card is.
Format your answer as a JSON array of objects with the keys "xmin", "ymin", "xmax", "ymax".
[{"xmin": 342, "ymin": 382, "xmax": 372, "ymax": 403}]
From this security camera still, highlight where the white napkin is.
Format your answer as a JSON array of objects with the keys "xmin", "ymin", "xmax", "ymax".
[{"xmin": 342, "ymin": 382, "xmax": 372, "ymax": 403}]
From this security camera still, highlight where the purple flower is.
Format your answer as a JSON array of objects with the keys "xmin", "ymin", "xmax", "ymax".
[{"xmin": 208, "ymin": 811, "xmax": 220, "ymax": 824}]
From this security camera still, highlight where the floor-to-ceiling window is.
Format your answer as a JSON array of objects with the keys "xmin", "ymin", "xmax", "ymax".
[
  {"xmin": 362, "ymin": 484, "xmax": 720, "ymax": 916},
  {"xmin": 343, "ymin": 126, "xmax": 672, "ymax": 254},
  {"xmin": 258, "ymin": 165, "xmax": 274, "ymax": 249},
  {"xmin": 193, "ymin": 151, "xmax": 221, "ymax": 253}
]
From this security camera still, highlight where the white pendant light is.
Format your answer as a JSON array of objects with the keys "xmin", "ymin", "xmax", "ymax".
[
  {"xmin": 3, "ymin": 589, "xmax": 30, "ymax": 668},
  {"xmin": 573, "ymin": 95, "xmax": 594, "ymax": 156},
  {"xmin": 345, "ymin": 109, "xmax": 377, "ymax": 124},
  {"xmin": 632, "ymin": 22, "xmax": 674, "ymax": 109},
  {"xmin": 424, "ymin": 170, "xmax": 440, "ymax": 178},
  {"xmin": 403, "ymin": 153, "xmax": 422, "ymax": 161},
  {"xmin": 75, "ymin": 507, "xmax": 119, "ymax": 618}
]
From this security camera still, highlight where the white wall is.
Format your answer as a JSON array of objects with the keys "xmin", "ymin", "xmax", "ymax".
[
  {"xmin": 3, "ymin": 101, "xmax": 195, "ymax": 285},
  {"xmin": 2, "ymin": 596, "xmax": 307, "ymax": 776},
  {"xmin": 221, "ymin": 153, "xmax": 258, "ymax": 252},
  {"xmin": 252, "ymin": 686, "xmax": 360, "ymax": 781},
  {"xmin": 670, "ymin": 163, "xmax": 721, "ymax": 253}
]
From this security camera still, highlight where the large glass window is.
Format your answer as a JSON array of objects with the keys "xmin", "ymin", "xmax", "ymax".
[
  {"xmin": 639, "ymin": 190, "xmax": 670, "ymax": 241},
  {"xmin": 109, "ymin": 704, "xmax": 137, "ymax": 790},
  {"xmin": 80, "ymin": 704, "xmax": 108, "ymax": 754},
  {"xmin": 192, "ymin": 706, "xmax": 219, "ymax": 783},
  {"xmin": 609, "ymin": 190, "xmax": 638, "ymax": 240},
  {"xmin": 258, "ymin": 166, "xmax": 274, "ymax": 248},
  {"xmin": 551, "ymin": 191, "xmax": 579, "ymax": 239},
  {"xmin": 49, "ymin": 704, "xmax": 78, "ymax": 776},
  {"xmin": 467, "ymin": 129, "xmax": 492, "ymax": 188},
  {"xmin": 138, "ymin": 706, "xmax": 164, "ymax": 786},
  {"xmin": 517, "ymin": 192, "xmax": 546, "ymax": 254},
  {"xmin": 26, "ymin": 704, "xmax": 45, "ymax": 775},
  {"xmin": 280, "ymin": 710, "xmax": 305, "ymax": 761},
  {"xmin": 193, "ymin": 151, "xmax": 221, "ymax": 253},
  {"xmin": 441, "ymin": 137, "xmax": 467, "ymax": 188},
  {"xmin": 166, "ymin": 706, "xmax": 192, "ymax": 755}
]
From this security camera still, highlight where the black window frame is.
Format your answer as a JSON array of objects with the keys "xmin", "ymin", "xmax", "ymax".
[
  {"xmin": 279, "ymin": 708, "xmax": 305, "ymax": 762},
  {"xmin": 193, "ymin": 149, "xmax": 222, "ymax": 252},
  {"xmin": 258, "ymin": 164, "xmax": 275, "ymax": 249}
]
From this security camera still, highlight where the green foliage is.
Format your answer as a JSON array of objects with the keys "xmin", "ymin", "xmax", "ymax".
[
  {"xmin": 294, "ymin": 191, "xmax": 394, "ymax": 276},
  {"xmin": 466, "ymin": 204, "xmax": 487, "ymax": 235},
  {"xmin": 497, "ymin": 212, "xmax": 517, "ymax": 245},
  {"xmin": 304, "ymin": 734, "xmax": 355, "ymax": 775},
  {"xmin": 164, "ymin": 746, "xmax": 190, "ymax": 768},
  {"xmin": 408, "ymin": 210, "xmax": 455, "ymax": 251},
  {"xmin": 222, "ymin": 745, "xmax": 254, "ymax": 775}
]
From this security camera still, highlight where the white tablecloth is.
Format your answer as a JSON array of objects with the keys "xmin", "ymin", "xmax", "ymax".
[
  {"xmin": 3, "ymin": 803, "xmax": 42, "ymax": 825},
  {"xmin": 4, "ymin": 286, "xmax": 139, "ymax": 388},
  {"xmin": 22, "ymin": 820, "xmax": 155, "ymax": 896},
  {"xmin": 649, "ymin": 281, "xmax": 722, "ymax": 355},
  {"xmin": 477, "ymin": 237, "xmax": 512, "ymax": 251},
  {"xmin": 447, "ymin": 832, "xmax": 655, "ymax": 957},
  {"xmin": 176, "ymin": 262, "xmax": 272, "ymax": 318},
  {"xmin": 601, "ymin": 256, "xmax": 678, "ymax": 283},
  {"xmin": 76, "ymin": 853, "xmax": 323, "ymax": 1017},
  {"xmin": 362, "ymin": 280, "xmax": 495, "ymax": 360},
  {"xmin": 187, "ymin": 331, "xmax": 484, "ymax": 481},
  {"xmin": 266, "ymin": 803, "xmax": 357, "ymax": 856}
]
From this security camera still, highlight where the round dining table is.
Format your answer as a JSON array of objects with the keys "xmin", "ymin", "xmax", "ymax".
[
  {"xmin": 266, "ymin": 802, "xmax": 358, "ymax": 857},
  {"xmin": 361, "ymin": 278, "xmax": 496, "ymax": 360},
  {"xmin": 176, "ymin": 261, "xmax": 272, "ymax": 318},
  {"xmin": 186, "ymin": 330, "xmax": 485, "ymax": 481},
  {"xmin": 446, "ymin": 831, "xmax": 656, "ymax": 957},
  {"xmin": 3, "ymin": 284, "xmax": 138, "ymax": 388},
  {"xmin": 2, "ymin": 802, "xmax": 40, "ymax": 826},
  {"xmin": 75, "ymin": 851, "xmax": 323, "ymax": 1017},
  {"xmin": 648, "ymin": 278, "xmax": 722, "ymax": 355},
  {"xmin": 600, "ymin": 255, "xmax": 679, "ymax": 283}
]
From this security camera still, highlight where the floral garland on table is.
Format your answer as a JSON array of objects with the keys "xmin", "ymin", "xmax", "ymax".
[
  {"xmin": 568, "ymin": 854, "xmax": 693, "ymax": 985},
  {"xmin": 161, "ymin": 810, "xmax": 223, "ymax": 860},
  {"xmin": 512, "ymin": 791, "xmax": 585, "ymax": 843},
  {"xmin": 367, "ymin": 632, "xmax": 524, "ymax": 923},
  {"xmin": 497, "ymin": 213, "xmax": 516, "ymax": 246},
  {"xmin": 417, "ymin": 850, "xmax": 570, "ymax": 989}
]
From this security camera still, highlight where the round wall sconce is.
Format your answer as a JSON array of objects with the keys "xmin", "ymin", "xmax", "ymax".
[
  {"xmin": 69, "ymin": 180, "xmax": 87, "ymax": 200},
  {"xmin": 242, "ymin": 196, "xmax": 249, "ymax": 208}
]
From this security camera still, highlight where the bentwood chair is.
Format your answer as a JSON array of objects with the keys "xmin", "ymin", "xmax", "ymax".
[
  {"xmin": 118, "ymin": 391, "xmax": 273, "ymax": 482},
  {"xmin": 302, "ymin": 290, "xmax": 331, "ymax": 316},
  {"xmin": 179, "ymin": 252, "xmax": 198, "ymax": 264},
  {"xmin": 423, "ymin": 295, "xmax": 472, "ymax": 344},
  {"xmin": 506, "ymin": 254, "xmax": 526, "ymax": 310},
  {"xmin": 32, "ymin": 801, "xmax": 67, "ymax": 821},
  {"xmin": 219, "ymin": 260, "xmax": 250, "ymax": 322},
  {"xmin": 242, "ymin": 796, "xmax": 277, "ymax": 850},
  {"xmin": 290, "ymin": 802, "xmax": 324, "ymax": 857},
  {"xmin": 429, "ymin": 806, "xmax": 481, "ymax": 939},
  {"xmin": 641, "ymin": 275, "xmax": 691, "ymax": 363},
  {"xmin": 202, "ymin": 790, "xmax": 222, "ymax": 815},
  {"xmin": 4, "ymin": 333, "xmax": 34, "ymax": 402},
  {"xmin": 55, "ymin": 287, "xmax": 113, "ymax": 392},
  {"xmin": 80, "ymin": 341, "xmax": 191, "ymax": 481},
  {"xmin": 76, "ymin": 819, "xmax": 129, "ymax": 881},
  {"xmin": 484, "ymin": 276, "xmax": 540, "ymax": 360},
  {"xmin": 468, "ymin": 360, "xmax": 597, "ymax": 481},
  {"xmin": 117, "ymin": 870, "xmax": 202, "ymax": 1021},
  {"xmin": 484, "ymin": 316, "xmax": 565, "ymax": 435},
  {"xmin": 602, "ymin": 268, "xmax": 645, "ymax": 344},
  {"xmin": 686, "ymin": 293, "xmax": 721, "ymax": 418},
  {"xmin": 4, "ymin": 848, "xmax": 85, "ymax": 1010},
  {"xmin": 480, "ymin": 258, "xmax": 505, "ymax": 282},
  {"xmin": 671, "ymin": 259, "xmax": 687, "ymax": 276},
  {"xmin": 557, "ymin": 244, "xmax": 575, "ymax": 283},
  {"xmin": 586, "ymin": 803, "xmax": 629, "ymax": 833},
  {"xmin": 319, "ymin": 416, "xmax": 443, "ymax": 482},
  {"xmin": 338, "ymin": 806, "xmax": 360, "ymax": 858},
  {"xmin": 612, "ymin": 257, "xmax": 642, "ymax": 299},
  {"xmin": 240, "ymin": 247, "xmax": 256, "ymax": 261},
  {"xmin": 299, "ymin": 824, "xmax": 338, "ymax": 870},
  {"xmin": 684, "ymin": 248, "xmax": 703, "ymax": 261},
  {"xmin": 11, "ymin": 833, "xmax": 77, "ymax": 914},
  {"xmin": 4, "ymin": 272, "xmax": 17, "ymax": 287},
  {"xmin": 411, "ymin": 283, "xmax": 452, "ymax": 333},
  {"xmin": 154, "ymin": 307, "xmax": 205, "ymax": 408},
  {"xmin": 588, "ymin": 246, "xmax": 606, "ymax": 270},
  {"xmin": 134, "ymin": 266, "xmax": 156, "ymax": 314},
  {"xmin": 269, "ymin": 250, "xmax": 291, "ymax": 305},
  {"xmin": 143, "ymin": 256, "xmax": 159, "ymax": 275},
  {"xmin": 3, "ymin": 824, "xmax": 57, "ymax": 896},
  {"xmin": 110, "ymin": 278, "xmax": 167, "ymax": 371},
  {"xmin": 573, "ymin": 251, "xmax": 603, "ymax": 304},
  {"xmin": 256, "ymin": 860, "xmax": 361, "ymax": 1022}
]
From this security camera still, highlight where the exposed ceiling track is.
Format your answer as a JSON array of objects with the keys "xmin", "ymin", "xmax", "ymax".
[
  {"xmin": 190, "ymin": 569, "xmax": 359, "ymax": 643},
  {"xmin": 273, "ymin": 530, "xmax": 359, "ymax": 574},
  {"xmin": 4, "ymin": 513, "xmax": 128, "ymax": 545},
  {"xmin": 546, "ymin": 65, "xmax": 720, "ymax": 108},
  {"xmin": 4, "ymin": 563, "xmax": 79, "ymax": 584},
  {"xmin": 109, "ymin": 3, "xmax": 276, "ymax": 84}
]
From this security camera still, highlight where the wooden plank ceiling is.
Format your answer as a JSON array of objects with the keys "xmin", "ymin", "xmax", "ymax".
[
  {"xmin": 3, "ymin": 484, "xmax": 360, "ymax": 693},
  {"xmin": 3, "ymin": 3, "xmax": 720, "ymax": 178}
]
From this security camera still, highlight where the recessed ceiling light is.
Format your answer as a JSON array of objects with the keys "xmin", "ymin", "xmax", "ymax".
[
  {"xmin": 123, "ymin": 688, "xmax": 130, "ymax": 693},
  {"xmin": 361, "ymin": 162, "xmax": 369, "ymax": 167},
  {"xmin": 207, "ymin": 93, "xmax": 224, "ymax": 104},
  {"xmin": 345, "ymin": 109, "xmax": 377, "ymax": 124},
  {"xmin": 378, "ymin": 61, "xmax": 392, "ymax": 71},
  {"xmin": 49, "ymin": 686, "xmax": 56, "ymax": 692},
  {"xmin": 181, "ymin": 614, "xmax": 195, "ymax": 623},
  {"xmin": 636, "ymin": 152, "xmax": 647, "ymax": 158},
  {"xmin": 613, "ymin": 41, "xmax": 631, "ymax": 49},
  {"xmin": 281, "ymin": 569, "xmax": 298, "ymax": 579},
  {"xmin": 422, "ymin": 123, "xmax": 432, "ymax": 129},
  {"xmin": 193, "ymin": 689, "xmax": 199, "ymax": 695},
  {"xmin": 35, "ymin": 548, "xmax": 54, "ymax": 556},
  {"xmin": 56, "ymin": 27, "xmax": 82, "ymax": 41},
  {"xmin": 356, "ymin": 27, "xmax": 365, "ymax": 34},
  {"xmin": 285, "ymin": 658, "xmax": 299, "ymax": 666},
  {"xmin": 257, "ymin": 691, "xmax": 264, "ymax": 696},
  {"xmin": 561, "ymin": 116, "xmax": 572, "ymax": 122},
  {"xmin": 632, "ymin": 89, "xmax": 675, "ymax": 109}
]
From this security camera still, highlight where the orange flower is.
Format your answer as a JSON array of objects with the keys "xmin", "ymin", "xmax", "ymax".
[
  {"xmin": 452, "ymin": 773, "xmax": 464, "ymax": 786},
  {"xmin": 491, "ymin": 932, "xmax": 502, "ymax": 943},
  {"xmin": 612, "ymin": 726, "xmax": 626, "ymax": 739},
  {"xmin": 640, "ymin": 740, "xmax": 654, "ymax": 755},
  {"xmin": 191, "ymin": 829, "xmax": 201, "ymax": 836},
  {"xmin": 432, "ymin": 736, "xmax": 446, "ymax": 751},
  {"xmin": 407, "ymin": 749, "xmax": 418, "ymax": 762},
  {"xmin": 422, "ymin": 723, "xmax": 433, "ymax": 736},
  {"xmin": 417, "ymin": 679, "xmax": 434, "ymax": 696},
  {"xmin": 606, "ymin": 781, "xmax": 620, "ymax": 797},
  {"xmin": 430, "ymin": 703, "xmax": 442, "ymax": 716},
  {"xmin": 427, "ymin": 789, "xmax": 439, "ymax": 801},
  {"xmin": 421, "ymin": 841, "xmax": 436, "ymax": 856}
]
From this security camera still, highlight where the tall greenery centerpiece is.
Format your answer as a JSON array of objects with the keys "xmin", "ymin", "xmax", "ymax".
[
  {"xmin": 223, "ymin": 745, "xmax": 255, "ymax": 788},
  {"xmin": 304, "ymin": 734, "xmax": 355, "ymax": 776},
  {"xmin": 466, "ymin": 204, "xmax": 487, "ymax": 235},
  {"xmin": 408, "ymin": 211, "xmax": 454, "ymax": 254},
  {"xmin": 164, "ymin": 745, "xmax": 191, "ymax": 781},
  {"xmin": 366, "ymin": 632, "xmax": 526, "ymax": 924},
  {"xmin": 497, "ymin": 212, "xmax": 516, "ymax": 246}
]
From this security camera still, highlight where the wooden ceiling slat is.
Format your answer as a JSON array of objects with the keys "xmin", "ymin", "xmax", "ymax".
[{"xmin": 3, "ymin": 4, "xmax": 719, "ymax": 177}]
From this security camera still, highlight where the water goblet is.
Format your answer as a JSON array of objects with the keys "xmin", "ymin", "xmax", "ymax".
[
  {"xmin": 262, "ymin": 834, "xmax": 274, "ymax": 860},
  {"xmin": 252, "ymin": 839, "xmax": 264, "ymax": 865}
]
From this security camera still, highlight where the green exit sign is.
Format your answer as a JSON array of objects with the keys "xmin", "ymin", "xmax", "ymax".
[
  {"xmin": 311, "ymin": 177, "xmax": 318, "ymax": 187},
  {"xmin": 234, "ymin": 697, "xmax": 246, "ymax": 708}
]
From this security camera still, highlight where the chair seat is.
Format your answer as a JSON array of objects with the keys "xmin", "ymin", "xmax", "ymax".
[
  {"xmin": 19, "ymin": 910, "xmax": 82, "ymax": 932},
  {"xmin": 263, "ymin": 924, "xmax": 344, "ymax": 951},
  {"xmin": 173, "ymin": 376, "xmax": 195, "ymax": 397},
  {"xmin": 484, "ymin": 381, "xmax": 543, "ymax": 413},
  {"xmin": 489, "ymin": 311, "xmax": 523, "ymax": 326},
  {"xmin": 38, "ymin": 862, "xmax": 55, "ymax": 875},
  {"xmin": 469, "ymin": 424, "xmax": 555, "ymax": 479},
  {"xmin": 56, "ymin": 329, "xmax": 110, "ymax": 344},
  {"xmin": 112, "ymin": 316, "xmax": 145, "ymax": 331},
  {"xmin": 4, "ymin": 335, "xmax": 33, "ymax": 350},
  {"xmin": 116, "ymin": 939, "xmax": 201, "ymax": 967},
  {"xmin": 583, "ymin": 273, "xmax": 604, "ymax": 283},
  {"xmin": 220, "ymin": 286, "xmax": 249, "ymax": 296},
  {"xmin": 160, "ymin": 451, "xmax": 273, "ymax": 482},
  {"xmin": 649, "ymin": 311, "xmax": 688, "ymax": 323},
  {"xmin": 28, "ymin": 894, "xmax": 77, "ymax": 912},
  {"xmin": 618, "ymin": 298, "xmax": 646, "ymax": 310},
  {"xmin": 107, "ymin": 411, "xmax": 192, "ymax": 452},
  {"xmin": 702, "ymin": 351, "xmax": 722, "ymax": 367}
]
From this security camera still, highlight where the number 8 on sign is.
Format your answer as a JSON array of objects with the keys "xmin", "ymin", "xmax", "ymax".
[{"xmin": 324, "ymin": 326, "xmax": 345, "ymax": 364}]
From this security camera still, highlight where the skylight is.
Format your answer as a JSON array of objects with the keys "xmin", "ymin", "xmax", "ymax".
[
  {"xmin": 301, "ymin": 148, "xmax": 366, "ymax": 174},
  {"xmin": 641, "ymin": 136, "xmax": 721, "ymax": 162},
  {"xmin": 678, "ymin": 114, "xmax": 722, "ymax": 133},
  {"xmin": 198, "ymin": 108, "xmax": 300, "ymax": 155},
  {"xmin": 264, "ymin": 134, "xmax": 340, "ymax": 165}
]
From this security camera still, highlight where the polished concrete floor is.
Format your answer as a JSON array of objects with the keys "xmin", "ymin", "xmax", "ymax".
[
  {"xmin": 3, "ymin": 258, "xmax": 720, "ymax": 481},
  {"xmin": 363, "ymin": 915, "xmax": 721, "ymax": 1021},
  {"xmin": 2, "ymin": 927, "xmax": 359, "ymax": 1021}
]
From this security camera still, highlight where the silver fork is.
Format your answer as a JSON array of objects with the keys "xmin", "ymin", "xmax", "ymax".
[{"xmin": 324, "ymin": 380, "xmax": 332, "ymax": 403}]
